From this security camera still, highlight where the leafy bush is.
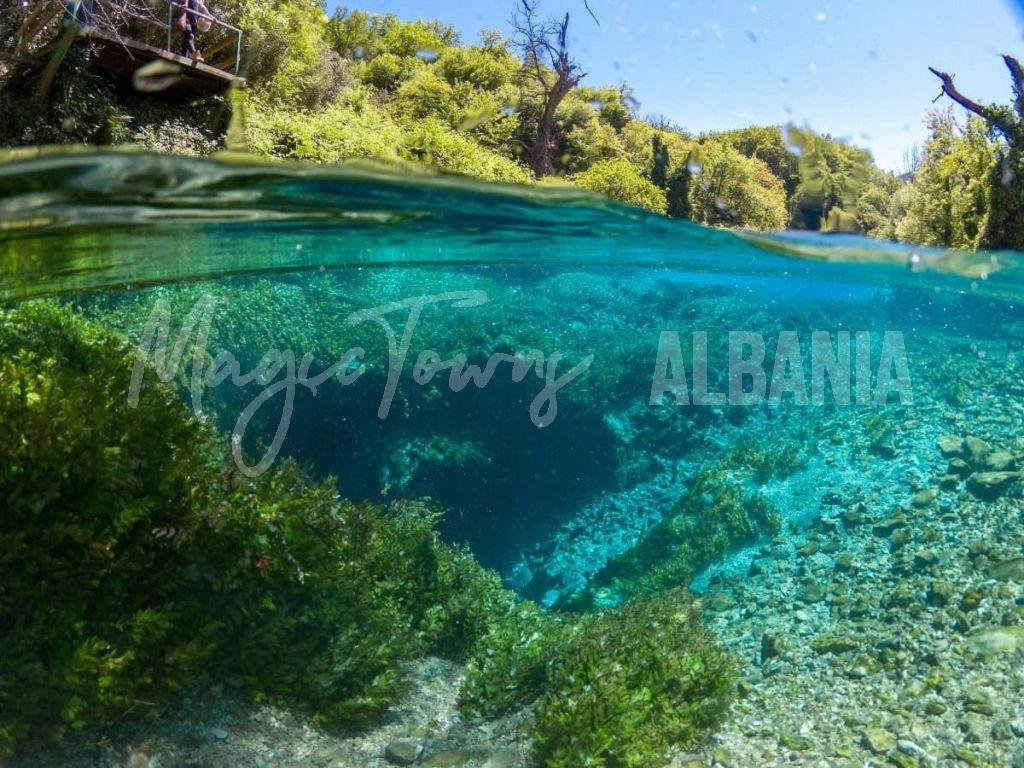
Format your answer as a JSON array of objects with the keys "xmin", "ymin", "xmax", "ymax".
[
  {"xmin": 355, "ymin": 52, "xmax": 412, "ymax": 90},
  {"xmin": 534, "ymin": 591, "xmax": 734, "ymax": 768},
  {"xmin": 460, "ymin": 602, "xmax": 566, "ymax": 719},
  {"xmin": 399, "ymin": 118, "xmax": 532, "ymax": 183},
  {"xmin": 247, "ymin": 98, "xmax": 404, "ymax": 162},
  {"xmin": 568, "ymin": 157, "xmax": 668, "ymax": 213},
  {"xmin": 438, "ymin": 45, "xmax": 519, "ymax": 92}
]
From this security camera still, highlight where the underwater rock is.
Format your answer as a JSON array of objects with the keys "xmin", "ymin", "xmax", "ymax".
[
  {"xmin": 778, "ymin": 732, "xmax": 812, "ymax": 751},
  {"xmin": 482, "ymin": 753, "xmax": 516, "ymax": 768},
  {"xmin": 811, "ymin": 635, "xmax": 859, "ymax": 654},
  {"xmin": 861, "ymin": 727, "xmax": 897, "ymax": 754},
  {"xmin": 424, "ymin": 749, "xmax": 474, "ymax": 767},
  {"xmin": 986, "ymin": 451, "xmax": 1016, "ymax": 471},
  {"xmin": 834, "ymin": 553, "xmax": 856, "ymax": 574},
  {"xmin": 963, "ymin": 687, "xmax": 996, "ymax": 716},
  {"xmin": 938, "ymin": 473, "xmax": 960, "ymax": 490},
  {"xmin": 385, "ymin": 739, "xmax": 424, "ymax": 765},
  {"xmin": 963, "ymin": 436, "xmax": 992, "ymax": 467},
  {"xmin": 911, "ymin": 488, "xmax": 939, "ymax": 507},
  {"xmin": 937, "ymin": 435, "xmax": 964, "ymax": 458},
  {"xmin": 927, "ymin": 580, "xmax": 955, "ymax": 607},
  {"xmin": 989, "ymin": 557, "xmax": 1024, "ymax": 581},
  {"xmin": 913, "ymin": 549, "xmax": 940, "ymax": 568},
  {"xmin": 924, "ymin": 699, "xmax": 948, "ymax": 715},
  {"xmin": 965, "ymin": 626, "xmax": 1024, "ymax": 655},
  {"xmin": 796, "ymin": 540, "xmax": 819, "ymax": 557},
  {"xmin": 760, "ymin": 632, "xmax": 787, "ymax": 664},
  {"xmin": 873, "ymin": 512, "xmax": 909, "ymax": 537},
  {"xmin": 967, "ymin": 471, "xmax": 1019, "ymax": 499},
  {"xmin": 949, "ymin": 458, "xmax": 972, "ymax": 477}
]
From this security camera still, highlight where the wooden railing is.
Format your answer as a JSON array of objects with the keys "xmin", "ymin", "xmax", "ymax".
[{"xmin": 161, "ymin": 1, "xmax": 243, "ymax": 74}]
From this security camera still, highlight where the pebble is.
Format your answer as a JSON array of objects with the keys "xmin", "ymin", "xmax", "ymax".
[{"xmin": 385, "ymin": 739, "xmax": 424, "ymax": 766}]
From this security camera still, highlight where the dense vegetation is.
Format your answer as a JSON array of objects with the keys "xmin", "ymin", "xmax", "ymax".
[
  {"xmin": 0, "ymin": 301, "xmax": 734, "ymax": 763},
  {"xmin": 4, "ymin": 0, "xmax": 1023, "ymax": 247}
]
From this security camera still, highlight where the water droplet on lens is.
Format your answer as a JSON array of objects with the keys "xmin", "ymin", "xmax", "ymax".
[{"xmin": 132, "ymin": 60, "xmax": 184, "ymax": 93}]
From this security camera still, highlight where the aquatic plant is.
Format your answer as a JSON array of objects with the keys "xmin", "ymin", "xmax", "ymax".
[
  {"xmin": 534, "ymin": 590, "xmax": 734, "ymax": 768},
  {"xmin": 0, "ymin": 301, "xmax": 738, "ymax": 766},
  {"xmin": 0, "ymin": 302, "xmax": 515, "ymax": 752},
  {"xmin": 564, "ymin": 463, "xmax": 782, "ymax": 606},
  {"xmin": 725, "ymin": 437, "xmax": 804, "ymax": 484}
]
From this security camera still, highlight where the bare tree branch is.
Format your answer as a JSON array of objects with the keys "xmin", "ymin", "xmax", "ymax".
[{"xmin": 929, "ymin": 65, "xmax": 1016, "ymax": 138}]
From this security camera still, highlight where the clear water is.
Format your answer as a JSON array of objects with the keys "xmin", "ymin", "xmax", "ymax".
[{"xmin": 4, "ymin": 151, "xmax": 1024, "ymax": 766}]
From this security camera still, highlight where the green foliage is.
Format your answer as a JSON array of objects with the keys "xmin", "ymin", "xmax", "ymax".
[
  {"xmin": 400, "ymin": 118, "xmax": 532, "ymax": 183},
  {"xmin": 709, "ymin": 125, "xmax": 802, "ymax": 200},
  {"xmin": 895, "ymin": 112, "xmax": 996, "ymax": 250},
  {"xmin": 688, "ymin": 140, "xmax": 788, "ymax": 230},
  {"xmin": 438, "ymin": 45, "xmax": 519, "ymax": 92},
  {"xmin": 567, "ymin": 464, "xmax": 782, "ymax": 605},
  {"xmin": 460, "ymin": 602, "xmax": 567, "ymax": 719},
  {"xmin": 355, "ymin": 52, "xmax": 412, "ymax": 90},
  {"xmin": 569, "ymin": 157, "xmax": 668, "ymax": 213},
  {"xmin": 232, "ymin": 0, "xmax": 344, "ymax": 109},
  {"xmin": 246, "ymin": 95, "xmax": 403, "ymax": 162},
  {"xmin": 0, "ymin": 302, "xmax": 517, "ymax": 753},
  {"xmin": 534, "ymin": 591, "xmax": 734, "ymax": 768}
]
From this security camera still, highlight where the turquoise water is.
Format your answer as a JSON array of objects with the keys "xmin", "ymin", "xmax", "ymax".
[{"xmin": 3, "ymin": 151, "xmax": 1024, "ymax": 766}]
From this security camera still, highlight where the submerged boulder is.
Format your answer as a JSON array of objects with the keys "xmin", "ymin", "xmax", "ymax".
[
  {"xmin": 937, "ymin": 435, "xmax": 964, "ymax": 458},
  {"xmin": 967, "ymin": 471, "xmax": 1020, "ymax": 500},
  {"xmin": 966, "ymin": 626, "xmax": 1024, "ymax": 655}
]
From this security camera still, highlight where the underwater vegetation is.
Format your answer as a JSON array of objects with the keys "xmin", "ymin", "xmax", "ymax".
[
  {"xmin": 0, "ymin": 302, "xmax": 735, "ymax": 764},
  {"xmin": 559, "ymin": 460, "xmax": 784, "ymax": 609}
]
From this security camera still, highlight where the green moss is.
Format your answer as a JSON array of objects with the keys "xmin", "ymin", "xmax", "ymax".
[{"xmin": 534, "ymin": 590, "xmax": 734, "ymax": 768}]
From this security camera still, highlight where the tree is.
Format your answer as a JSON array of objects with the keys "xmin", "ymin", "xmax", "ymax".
[
  {"xmin": 929, "ymin": 56, "xmax": 1024, "ymax": 249},
  {"xmin": 688, "ymin": 140, "xmax": 788, "ymax": 230},
  {"xmin": 512, "ymin": 0, "xmax": 585, "ymax": 177},
  {"xmin": 894, "ymin": 111, "xmax": 995, "ymax": 249}
]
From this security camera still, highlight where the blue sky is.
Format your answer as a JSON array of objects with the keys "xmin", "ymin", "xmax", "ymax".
[{"xmin": 332, "ymin": 0, "xmax": 1024, "ymax": 171}]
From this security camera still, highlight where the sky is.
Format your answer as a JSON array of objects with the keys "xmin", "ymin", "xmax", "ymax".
[{"xmin": 330, "ymin": 0, "xmax": 1024, "ymax": 171}]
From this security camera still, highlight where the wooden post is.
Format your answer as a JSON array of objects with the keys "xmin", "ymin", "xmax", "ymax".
[{"xmin": 34, "ymin": 22, "xmax": 79, "ymax": 99}]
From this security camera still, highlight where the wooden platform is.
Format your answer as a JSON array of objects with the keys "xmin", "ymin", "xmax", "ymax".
[
  {"xmin": 81, "ymin": 26, "xmax": 246, "ymax": 91},
  {"xmin": 2, "ymin": 0, "xmax": 245, "ymax": 96}
]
